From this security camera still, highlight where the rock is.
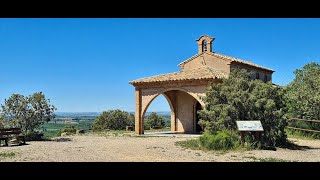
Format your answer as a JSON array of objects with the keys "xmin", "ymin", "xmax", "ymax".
[
  {"xmin": 61, "ymin": 132, "xmax": 70, "ymax": 137},
  {"xmin": 76, "ymin": 129, "xmax": 85, "ymax": 134}
]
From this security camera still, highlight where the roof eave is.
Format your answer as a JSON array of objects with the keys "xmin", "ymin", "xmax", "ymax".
[{"xmin": 129, "ymin": 77, "xmax": 221, "ymax": 85}]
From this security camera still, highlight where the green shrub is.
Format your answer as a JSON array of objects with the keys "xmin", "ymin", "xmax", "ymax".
[
  {"xmin": 199, "ymin": 68, "xmax": 287, "ymax": 149},
  {"xmin": 199, "ymin": 130, "xmax": 240, "ymax": 150},
  {"xmin": 175, "ymin": 139, "xmax": 201, "ymax": 150},
  {"xmin": 145, "ymin": 112, "xmax": 166, "ymax": 129},
  {"xmin": 0, "ymin": 152, "xmax": 15, "ymax": 158},
  {"xmin": 58, "ymin": 126, "xmax": 77, "ymax": 135},
  {"xmin": 25, "ymin": 131, "xmax": 44, "ymax": 141},
  {"xmin": 144, "ymin": 123, "xmax": 151, "ymax": 130},
  {"xmin": 92, "ymin": 109, "xmax": 134, "ymax": 131}
]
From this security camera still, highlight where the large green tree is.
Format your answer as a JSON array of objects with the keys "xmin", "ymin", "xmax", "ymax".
[
  {"xmin": 145, "ymin": 112, "xmax": 166, "ymax": 129},
  {"xmin": 0, "ymin": 115, "xmax": 5, "ymax": 128},
  {"xmin": 1, "ymin": 92, "xmax": 56, "ymax": 133},
  {"xmin": 284, "ymin": 62, "xmax": 320, "ymax": 120},
  {"xmin": 92, "ymin": 109, "xmax": 134, "ymax": 131},
  {"xmin": 199, "ymin": 68, "xmax": 287, "ymax": 148}
]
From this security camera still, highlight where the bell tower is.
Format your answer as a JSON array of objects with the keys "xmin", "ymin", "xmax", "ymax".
[{"xmin": 196, "ymin": 35, "xmax": 215, "ymax": 54}]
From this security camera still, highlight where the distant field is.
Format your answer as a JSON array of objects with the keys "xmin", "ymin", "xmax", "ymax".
[
  {"xmin": 42, "ymin": 113, "xmax": 171, "ymax": 138},
  {"xmin": 41, "ymin": 120, "xmax": 93, "ymax": 138}
]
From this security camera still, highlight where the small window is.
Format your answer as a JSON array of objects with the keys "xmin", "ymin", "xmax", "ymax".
[
  {"xmin": 256, "ymin": 72, "xmax": 260, "ymax": 79},
  {"xmin": 264, "ymin": 74, "xmax": 268, "ymax": 82}
]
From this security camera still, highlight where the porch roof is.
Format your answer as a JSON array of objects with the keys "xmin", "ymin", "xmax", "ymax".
[{"xmin": 129, "ymin": 66, "xmax": 228, "ymax": 85}]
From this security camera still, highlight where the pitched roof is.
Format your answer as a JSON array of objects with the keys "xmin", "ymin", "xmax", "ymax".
[
  {"xmin": 129, "ymin": 66, "xmax": 228, "ymax": 84},
  {"xmin": 178, "ymin": 52, "xmax": 274, "ymax": 72}
]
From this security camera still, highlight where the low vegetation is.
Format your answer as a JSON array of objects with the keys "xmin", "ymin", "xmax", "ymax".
[
  {"xmin": 258, "ymin": 157, "xmax": 293, "ymax": 162},
  {"xmin": 41, "ymin": 121, "xmax": 92, "ymax": 139},
  {"xmin": 58, "ymin": 126, "xmax": 77, "ymax": 136},
  {"xmin": 284, "ymin": 62, "xmax": 320, "ymax": 139},
  {"xmin": 199, "ymin": 68, "xmax": 287, "ymax": 149},
  {"xmin": 175, "ymin": 139, "xmax": 202, "ymax": 150},
  {"xmin": 92, "ymin": 109, "xmax": 134, "ymax": 131},
  {"xmin": 286, "ymin": 128, "xmax": 320, "ymax": 139},
  {"xmin": 176, "ymin": 130, "xmax": 258, "ymax": 152},
  {"xmin": 0, "ymin": 152, "xmax": 16, "ymax": 158},
  {"xmin": 199, "ymin": 130, "xmax": 241, "ymax": 150},
  {"xmin": 144, "ymin": 112, "xmax": 166, "ymax": 130}
]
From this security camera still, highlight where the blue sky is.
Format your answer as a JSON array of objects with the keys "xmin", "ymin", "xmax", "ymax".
[{"xmin": 0, "ymin": 18, "xmax": 319, "ymax": 112}]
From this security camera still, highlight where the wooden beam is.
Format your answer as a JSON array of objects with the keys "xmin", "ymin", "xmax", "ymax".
[{"xmin": 287, "ymin": 126, "xmax": 320, "ymax": 133}]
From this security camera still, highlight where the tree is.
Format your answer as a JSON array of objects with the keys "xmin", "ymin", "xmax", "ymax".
[
  {"xmin": 0, "ymin": 115, "xmax": 5, "ymax": 129},
  {"xmin": 145, "ymin": 112, "xmax": 166, "ymax": 129},
  {"xmin": 92, "ymin": 109, "xmax": 134, "ymax": 131},
  {"xmin": 199, "ymin": 68, "xmax": 287, "ymax": 148},
  {"xmin": 1, "ymin": 92, "xmax": 56, "ymax": 133},
  {"xmin": 284, "ymin": 62, "xmax": 320, "ymax": 120}
]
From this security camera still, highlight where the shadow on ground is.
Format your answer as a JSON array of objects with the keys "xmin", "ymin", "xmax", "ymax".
[{"xmin": 283, "ymin": 140, "xmax": 320, "ymax": 150}]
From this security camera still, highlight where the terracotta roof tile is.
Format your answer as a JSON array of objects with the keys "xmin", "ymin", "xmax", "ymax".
[{"xmin": 129, "ymin": 66, "xmax": 227, "ymax": 84}]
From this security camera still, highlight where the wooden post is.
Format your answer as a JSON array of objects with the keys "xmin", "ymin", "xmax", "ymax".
[
  {"xmin": 254, "ymin": 131, "xmax": 260, "ymax": 141},
  {"xmin": 240, "ymin": 131, "xmax": 245, "ymax": 144}
]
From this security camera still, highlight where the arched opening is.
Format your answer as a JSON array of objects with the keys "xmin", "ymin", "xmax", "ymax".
[
  {"xmin": 143, "ymin": 94, "xmax": 173, "ymax": 133},
  {"xmin": 202, "ymin": 40, "xmax": 207, "ymax": 52},
  {"xmin": 140, "ymin": 89, "xmax": 204, "ymax": 134},
  {"xmin": 194, "ymin": 101, "xmax": 203, "ymax": 134}
]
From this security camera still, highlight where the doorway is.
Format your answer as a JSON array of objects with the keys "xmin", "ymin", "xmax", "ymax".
[{"xmin": 195, "ymin": 101, "xmax": 203, "ymax": 134}]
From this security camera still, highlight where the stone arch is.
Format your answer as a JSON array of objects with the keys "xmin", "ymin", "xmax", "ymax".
[
  {"xmin": 159, "ymin": 87, "xmax": 205, "ymax": 107},
  {"xmin": 140, "ymin": 87, "xmax": 206, "ymax": 134},
  {"xmin": 141, "ymin": 93, "xmax": 175, "ymax": 125}
]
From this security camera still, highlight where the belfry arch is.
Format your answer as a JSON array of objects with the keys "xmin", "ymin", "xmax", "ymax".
[{"xmin": 129, "ymin": 35, "xmax": 275, "ymax": 135}]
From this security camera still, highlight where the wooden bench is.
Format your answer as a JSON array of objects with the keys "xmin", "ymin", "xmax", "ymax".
[{"xmin": 0, "ymin": 128, "xmax": 26, "ymax": 147}]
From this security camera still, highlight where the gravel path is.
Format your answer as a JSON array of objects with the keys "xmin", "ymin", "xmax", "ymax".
[{"xmin": 1, "ymin": 134, "xmax": 320, "ymax": 162}]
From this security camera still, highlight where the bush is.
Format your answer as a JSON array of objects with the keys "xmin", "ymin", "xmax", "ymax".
[
  {"xmin": 25, "ymin": 131, "xmax": 44, "ymax": 141},
  {"xmin": 58, "ymin": 126, "xmax": 77, "ymax": 135},
  {"xmin": 145, "ymin": 112, "xmax": 166, "ymax": 129},
  {"xmin": 199, "ymin": 130, "xmax": 240, "ymax": 150},
  {"xmin": 92, "ymin": 109, "xmax": 134, "ymax": 131},
  {"xmin": 199, "ymin": 68, "xmax": 287, "ymax": 149}
]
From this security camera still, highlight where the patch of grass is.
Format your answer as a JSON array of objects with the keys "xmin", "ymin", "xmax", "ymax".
[
  {"xmin": 175, "ymin": 131, "xmax": 247, "ymax": 153},
  {"xmin": 0, "ymin": 152, "xmax": 16, "ymax": 158},
  {"xmin": 286, "ymin": 128, "xmax": 319, "ymax": 140},
  {"xmin": 41, "ymin": 121, "xmax": 93, "ymax": 139},
  {"xmin": 199, "ymin": 131, "xmax": 241, "ymax": 151},
  {"xmin": 175, "ymin": 139, "xmax": 202, "ymax": 151},
  {"xmin": 258, "ymin": 157, "xmax": 293, "ymax": 162},
  {"xmin": 243, "ymin": 156, "xmax": 258, "ymax": 160}
]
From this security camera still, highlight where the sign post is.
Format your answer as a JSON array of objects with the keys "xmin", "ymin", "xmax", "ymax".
[{"xmin": 236, "ymin": 121, "xmax": 264, "ymax": 144}]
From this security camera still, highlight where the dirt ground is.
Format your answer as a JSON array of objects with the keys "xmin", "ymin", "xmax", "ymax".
[{"xmin": 1, "ymin": 133, "xmax": 320, "ymax": 162}]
